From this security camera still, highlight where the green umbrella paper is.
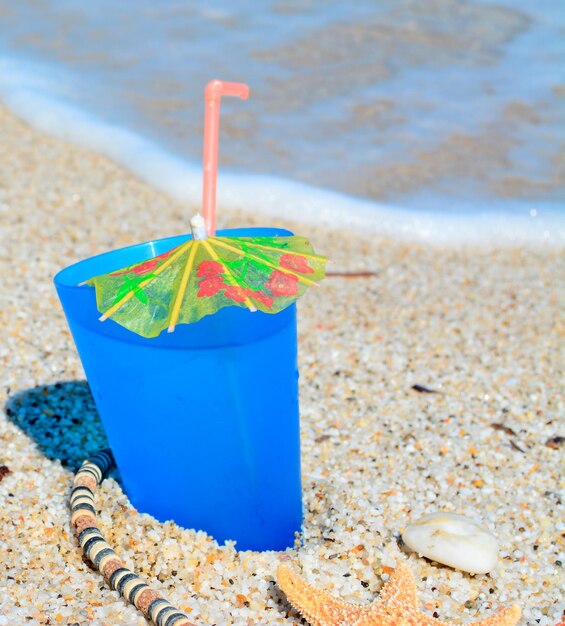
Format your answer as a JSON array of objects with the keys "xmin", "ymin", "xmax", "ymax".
[{"xmin": 86, "ymin": 219, "xmax": 327, "ymax": 338}]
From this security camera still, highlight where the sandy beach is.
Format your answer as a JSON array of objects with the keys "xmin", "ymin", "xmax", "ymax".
[{"xmin": 0, "ymin": 106, "xmax": 563, "ymax": 625}]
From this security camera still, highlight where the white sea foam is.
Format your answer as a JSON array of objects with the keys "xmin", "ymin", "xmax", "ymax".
[{"xmin": 0, "ymin": 56, "xmax": 563, "ymax": 247}]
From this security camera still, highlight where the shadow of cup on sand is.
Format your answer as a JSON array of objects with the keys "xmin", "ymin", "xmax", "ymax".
[{"xmin": 5, "ymin": 380, "xmax": 118, "ymax": 479}]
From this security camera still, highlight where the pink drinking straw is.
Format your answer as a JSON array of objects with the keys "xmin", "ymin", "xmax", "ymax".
[{"xmin": 202, "ymin": 80, "xmax": 250, "ymax": 236}]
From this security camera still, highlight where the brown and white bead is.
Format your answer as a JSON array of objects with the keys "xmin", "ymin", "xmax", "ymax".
[{"xmin": 70, "ymin": 449, "xmax": 193, "ymax": 626}]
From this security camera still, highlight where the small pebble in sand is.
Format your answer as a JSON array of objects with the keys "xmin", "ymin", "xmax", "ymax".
[{"xmin": 402, "ymin": 512, "xmax": 499, "ymax": 574}]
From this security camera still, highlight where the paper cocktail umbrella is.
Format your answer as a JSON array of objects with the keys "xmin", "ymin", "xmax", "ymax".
[{"xmin": 85, "ymin": 81, "xmax": 327, "ymax": 338}]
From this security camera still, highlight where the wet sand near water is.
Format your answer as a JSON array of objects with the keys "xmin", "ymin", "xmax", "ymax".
[{"xmin": 0, "ymin": 107, "xmax": 564, "ymax": 624}]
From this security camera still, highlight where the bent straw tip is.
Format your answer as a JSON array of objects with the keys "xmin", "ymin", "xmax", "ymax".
[
  {"xmin": 167, "ymin": 325, "xmax": 176, "ymax": 334},
  {"xmin": 205, "ymin": 80, "xmax": 250, "ymax": 101},
  {"xmin": 99, "ymin": 314, "xmax": 108, "ymax": 322}
]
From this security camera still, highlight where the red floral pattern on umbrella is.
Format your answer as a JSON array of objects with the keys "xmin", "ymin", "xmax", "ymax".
[
  {"xmin": 265, "ymin": 270, "xmax": 299, "ymax": 297},
  {"xmin": 197, "ymin": 260, "xmax": 224, "ymax": 277},
  {"xmin": 248, "ymin": 290, "xmax": 274, "ymax": 308},
  {"xmin": 110, "ymin": 259, "xmax": 158, "ymax": 277},
  {"xmin": 197, "ymin": 275, "xmax": 225, "ymax": 297},
  {"xmin": 280, "ymin": 254, "xmax": 314, "ymax": 274},
  {"xmin": 223, "ymin": 285, "xmax": 248, "ymax": 303}
]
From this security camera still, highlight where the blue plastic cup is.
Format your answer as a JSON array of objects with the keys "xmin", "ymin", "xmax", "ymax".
[{"xmin": 54, "ymin": 227, "xmax": 301, "ymax": 551}]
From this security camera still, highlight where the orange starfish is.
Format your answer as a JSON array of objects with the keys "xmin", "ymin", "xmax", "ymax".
[{"xmin": 277, "ymin": 561, "xmax": 521, "ymax": 626}]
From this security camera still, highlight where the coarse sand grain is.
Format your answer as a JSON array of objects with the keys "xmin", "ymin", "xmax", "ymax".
[{"xmin": 0, "ymin": 107, "xmax": 563, "ymax": 625}]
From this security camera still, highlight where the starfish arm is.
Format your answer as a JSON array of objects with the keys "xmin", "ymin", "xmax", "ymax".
[
  {"xmin": 277, "ymin": 564, "xmax": 365, "ymax": 626},
  {"xmin": 278, "ymin": 561, "xmax": 520, "ymax": 626},
  {"xmin": 367, "ymin": 561, "xmax": 418, "ymax": 611}
]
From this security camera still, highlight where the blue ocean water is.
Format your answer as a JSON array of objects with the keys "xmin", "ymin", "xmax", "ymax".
[{"xmin": 0, "ymin": 0, "xmax": 563, "ymax": 243}]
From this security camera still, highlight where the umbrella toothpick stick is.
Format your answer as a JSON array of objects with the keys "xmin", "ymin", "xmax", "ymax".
[
  {"xmin": 167, "ymin": 241, "xmax": 199, "ymax": 333},
  {"xmin": 202, "ymin": 80, "xmax": 250, "ymax": 237}
]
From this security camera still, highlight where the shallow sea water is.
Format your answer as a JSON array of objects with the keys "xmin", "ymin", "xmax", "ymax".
[{"xmin": 0, "ymin": 0, "xmax": 563, "ymax": 239}]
